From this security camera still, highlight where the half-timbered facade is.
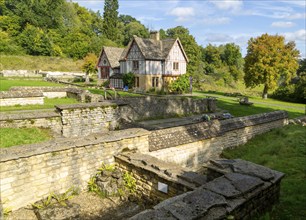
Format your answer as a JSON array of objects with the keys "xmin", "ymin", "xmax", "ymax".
[
  {"xmin": 97, "ymin": 32, "xmax": 188, "ymax": 90},
  {"xmin": 97, "ymin": 46, "xmax": 124, "ymax": 80},
  {"xmin": 120, "ymin": 32, "xmax": 188, "ymax": 91}
]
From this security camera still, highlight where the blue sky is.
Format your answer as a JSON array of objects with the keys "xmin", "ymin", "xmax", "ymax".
[{"xmin": 73, "ymin": 0, "xmax": 306, "ymax": 58}]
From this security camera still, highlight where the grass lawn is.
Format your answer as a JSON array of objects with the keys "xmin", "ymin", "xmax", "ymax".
[
  {"xmin": 0, "ymin": 97, "xmax": 78, "ymax": 112},
  {"xmin": 0, "ymin": 127, "xmax": 52, "ymax": 148},
  {"xmin": 193, "ymin": 91, "xmax": 305, "ymax": 119},
  {"xmin": 0, "ymin": 77, "xmax": 64, "ymax": 91},
  {"xmin": 0, "ymin": 55, "xmax": 82, "ymax": 72},
  {"xmin": 222, "ymin": 124, "xmax": 306, "ymax": 220}
]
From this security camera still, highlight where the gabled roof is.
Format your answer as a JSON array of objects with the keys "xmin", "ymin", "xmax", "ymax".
[
  {"xmin": 120, "ymin": 36, "xmax": 189, "ymax": 62},
  {"xmin": 97, "ymin": 46, "xmax": 125, "ymax": 68}
]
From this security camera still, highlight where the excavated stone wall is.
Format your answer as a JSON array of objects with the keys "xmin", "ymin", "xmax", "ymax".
[
  {"xmin": 130, "ymin": 159, "xmax": 284, "ymax": 220},
  {"xmin": 0, "ymin": 91, "xmax": 44, "ymax": 106},
  {"xmin": 148, "ymin": 111, "xmax": 288, "ymax": 168},
  {"xmin": 0, "ymin": 128, "xmax": 149, "ymax": 211}
]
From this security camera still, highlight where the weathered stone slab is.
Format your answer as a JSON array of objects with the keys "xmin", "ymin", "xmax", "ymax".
[
  {"xmin": 161, "ymin": 189, "xmax": 226, "ymax": 219},
  {"xmin": 129, "ymin": 208, "xmax": 177, "ymax": 220},
  {"xmin": 34, "ymin": 203, "xmax": 81, "ymax": 220},
  {"xmin": 225, "ymin": 173, "xmax": 264, "ymax": 193},
  {"xmin": 202, "ymin": 177, "xmax": 241, "ymax": 198},
  {"xmin": 178, "ymin": 171, "xmax": 207, "ymax": 186}
]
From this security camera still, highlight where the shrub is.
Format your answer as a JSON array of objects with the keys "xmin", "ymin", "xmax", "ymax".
[
  {"xmin": 169, "ymin": 74, "xmax": 190, "ymax": 94},
  {"xmin": 122, "ymin": 72, "xmax": 135, "ymax": 88}
]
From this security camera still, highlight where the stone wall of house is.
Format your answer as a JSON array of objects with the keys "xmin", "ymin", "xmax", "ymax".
[
  {"xmin": 130, "ymin": 159, "xmax": 284, "ymax": 220},
  {"xmin": 148, "ymin": 111, "xmax": 288, "ymax": 168},
  {"xmin": 118, "ymin": 96, "xmax": 216, "ymax": 121},
  {"xmin": 55, "ymin": 102, "xmax": 120, "ymax": 137},
  {"xmin": 0, "ymin": 128, "xmax": 150, "ymax": 211},
  {"xmin": 0, "ymin": 91, "xmax": 44, "ymax": 106},
  {"xmin": 0, "ymin": 111, "xmax": 62, "ymax": 135}
]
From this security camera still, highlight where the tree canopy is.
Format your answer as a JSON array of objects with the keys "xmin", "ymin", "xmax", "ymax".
[
  {"xmin": 244, "ymin": 33, "xmax": 299, "ymax": 98},
  {"xmin": 103, "ymin": 0, "xmax": 119, "ymax": 42}
]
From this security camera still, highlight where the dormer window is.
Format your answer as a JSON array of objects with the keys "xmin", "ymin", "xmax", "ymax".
[{"xmin": 133, "ymin": 61, "xmax": 139, "ymax": 70}]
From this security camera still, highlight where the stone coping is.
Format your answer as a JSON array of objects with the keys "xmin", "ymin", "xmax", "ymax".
[
  {"xmin": 115, "ymin": 152, "xmax": 207, "ymax": 190},
  {"xmin": 9, "ymin": 86, "xmax": 69, "ymax": 92},
  {"xmin": 0, "ymin": 91, "xmax": 43, "ymax": 99},
  {"xmin": 55, "ymin": 102, "xmax": 119, "ymax": 110},
  {"xmin": 0, "ymin": 109, "xmax": 60, "ymax": 121},
  {"xmin": 0, "ymin": 128, "xmax": 150, "ymax": 162},
  {"xmin": 130, "ymin": 159, "xmax": 285, "ymax": 220}
]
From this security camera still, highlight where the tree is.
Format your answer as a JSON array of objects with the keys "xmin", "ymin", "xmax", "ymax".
[
  {"xmin": 122, "ymin": 72, "xmax": 135, "ymax": 88},
  {"xmin": 103, "ymin": 0, "xmax": 119, "ymax": 41},
  {"xmin": 82, "ymin": 53, "xmax": 97, "ymax": 84},
  {"xmin": 244, "ymin": 34, "xmax": 299, "ymax": 99},
  {"xmin": 169, "ymin": 74, "xmax": 190, "ymax": 94}
]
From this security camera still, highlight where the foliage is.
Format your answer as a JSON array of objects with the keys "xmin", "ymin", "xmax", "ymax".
[
  {"xmin": 32, "ymin": 187, "xmax": 79, "ymax": 209},
  {"xmin": 297, "ymin": 58, "xmax": 306, "ymax": 76},
  {"xmin": 81, "ymin": 53, "xmax": 98, "ymax": 83},
  {"xmin": 0, "ymin": 128, "xmax": 52, "ymax": 148},
  {"xmin": 169, "ymin": 74, "xmax": 190, "ymax": 94},
  {"xmin": 244, "ymin": 34, "xmax": 299, "ymax": 98},
  {"xmin": 123, "ymin": 171, "xmax": 136, "ymax": 194},
  {"xmin": 122, "ymin": 72, "xmax": 135, "ymax": 88},
  {"xmin": 222, "ymin": 125, "xmax": 306, "ymax": 219},
  {"xmin": 271, "ymin": 73, "xmax": 306, "ymax": 103},
  {"xmin": 103, "ymin": 0, "xmax": 119, "ymax": 42},
  {"xmin": 0, "ymin": 55, "xmax": 83, "ymax": 71}
]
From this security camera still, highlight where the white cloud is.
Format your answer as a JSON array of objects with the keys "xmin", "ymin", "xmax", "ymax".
[
  {"xmin": 209, "ymin": 0, "xmax": 243, "ymax": 11},
  {"xmin": 283, "ymin": 29, "xmax": 306, "ymax": 42},
  {"xmin": 169, "ymin": 7, "xmax": 195, "ymax": 21},
  {"xmin": 271, "ymin": 21, "xmax": 296, "ymax": 28},
  {"xmin": 286, "ymin": 13, "xmax": 306, "ymax": 20},
  {"xmin": 201, "ymin": 17, "xmax": 231, "ymax": 25},
  {"xmin": 204, "ymin": 33, "xmax": 234, "ymax": 43}
]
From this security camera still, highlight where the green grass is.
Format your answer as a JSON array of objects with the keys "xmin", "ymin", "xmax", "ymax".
[
  {"xmin": 193, "ymin": 91, "xmax": 305, "ymax": 119},
  {"xmin": 0, "ymin": 55, "xmax": 82, "ymax": 72},
  {"xmin": 0, "ymin": 77, "xmax": 64, "ymax": 91},
  {"xmin": 0, "ymin": 97, "xmax": 78, "ymax": 112},
  {"xmin": 0, "ymin": 127, "xmax": 52, "ymax": 148},
  {"xmin": 87, "ymin": 88, "xmax": 143, "ymax": 97},
  {"xmin": 222, "ymin": 125, "xmax": 306, "ymax": 220}
]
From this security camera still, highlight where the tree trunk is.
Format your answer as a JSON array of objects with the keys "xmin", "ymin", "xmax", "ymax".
[
  {"xmin": 262, "ymin": 84, "xmax": 268, "ymax": 99},
  {"xmin": 85, "ymin": 72, "xmax": 90, "ymax": 84}
]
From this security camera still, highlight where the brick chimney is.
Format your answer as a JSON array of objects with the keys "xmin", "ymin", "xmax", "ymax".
[{"xmin": 150, "ymin": 31, "xmax": 160, "ymax": 41}]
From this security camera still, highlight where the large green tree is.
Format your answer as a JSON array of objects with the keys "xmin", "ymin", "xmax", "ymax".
[
  {"xmin": 244, "ymin": 34, "xmax": 299, "ymax": 99},
  {"xmin": 103, "ymin": 0, "xmax": 119, "ymax": 42}
]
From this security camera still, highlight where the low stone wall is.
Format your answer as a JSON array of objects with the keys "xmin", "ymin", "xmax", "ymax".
[
  {"xmin": 55, "ymin": 102, "xmax": 120, "ymax": 137},
  {"xmin": 0, "ymin": 110, "xmax": 62, "ymax": 135},
  {"xmin": 0, "ymin": 70, "xmax": 41, "ymax": 77},
  {"xmin": 118, "ymin": 96, "xmax": 216, "ymax": 121},
  {"xmin": 0, "ymin": 91, "xmax": 44, "ymax": 106},
  {"xmin": 130, "ymin": 159, "xmax": 284, "ymax": 220},
  {"xmin": 148, "ymin": 111, "xmax": 288, "ymax": 168},
  {"xmin": 0, "ymin": 128, "xmax": 149, "ymax": 211},
  {"xmin": 10, "ymin": 87, "xmax": 68, "ymax": 98},
  {"xmin": 115, "ymin": 153, "xmax": 207, "ymax": 205}
]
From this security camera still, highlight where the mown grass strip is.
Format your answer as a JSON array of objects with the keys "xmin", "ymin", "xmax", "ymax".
[{"xmin": 0, "ymin": 127, "xmax": 52, "ymax": 148}]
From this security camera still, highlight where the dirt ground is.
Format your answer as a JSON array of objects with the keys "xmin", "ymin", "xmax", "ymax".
[{"xmin": 5, "ymin": 192, "xmax": 144, "ymax": 220}]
